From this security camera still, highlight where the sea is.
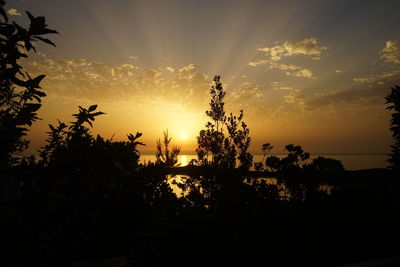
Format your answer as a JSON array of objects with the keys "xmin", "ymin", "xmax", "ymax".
[{"xmin": 140, "ymin": 153, "xmax": 389, "ymax": 170}]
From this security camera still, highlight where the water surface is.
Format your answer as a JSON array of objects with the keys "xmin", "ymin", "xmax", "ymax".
[{"xmin": 140, "ymin": 153, "xmax": 388, "ymax": 170}]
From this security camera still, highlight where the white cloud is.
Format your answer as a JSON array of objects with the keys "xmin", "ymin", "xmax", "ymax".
[
  {"xmin": 268, "ymin": 63, "xmax": 314, "ymax": 78},
  {"xmin": 293, "ymin": 69, "xmax": 313, "ymax": 78},
  {"xmin": 7, "ymin": 8, "xmax": 21, "ymax": 16},
  {"xmin": 380, "ymin": 40, "xmax": 400, "ymax": 64},
  {"xmin": 256, "ymin": 37, "xmax": 327, "ymax": 62},
  {"xmin": 249, "ymin": 37, "xmax": 326, "ymax": 79},
  {"xmin": 248, "ymin": 59, "xmax": 269, "ymax": 66},
  {"xmin": 271, "ymin": 82, "xmax": 292, "ymax": 90},
  {"xmin": 270, "ymin": 63, "xmax": 300, "ymax": 71},
  {"xmin": 22, "ymin": 54, "xmax": 210, "ymax": 110},
  {"xmin": 166, "ymin": 67, "xmax": 175, "ymax": 73}
]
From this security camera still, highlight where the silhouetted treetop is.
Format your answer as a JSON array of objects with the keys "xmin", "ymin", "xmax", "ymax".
[
  {"xmin": 156, "ymin": 129, "xmax": 181, "ymax": 168},
  {"xmin": 205, "ymin": 75, "xmax": 226, "ymax": 132},
  {"xmin": 0, "ymin": 0, "xmax": 58, "ymax": 167},
  {"xmin": 196, "ymin": 75, "xmax": 252, "ymax": 169}
]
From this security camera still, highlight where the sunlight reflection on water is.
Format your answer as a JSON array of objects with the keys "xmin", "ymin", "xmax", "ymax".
[
  {"xmin": 140, "ymin": 153, "xmax": 388, "ymax": 170},
  {"xmin": 167, "ymin": 175, "xmax": 333, "ymax": 199},
  {"xmin": 141, "ymin": 153, "xmax": 385, "ymax": 197}
]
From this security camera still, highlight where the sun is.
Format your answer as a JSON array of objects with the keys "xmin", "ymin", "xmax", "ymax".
[{"xmin": 180, "ymin": 133, "xmax": 188, "ymax": 140}]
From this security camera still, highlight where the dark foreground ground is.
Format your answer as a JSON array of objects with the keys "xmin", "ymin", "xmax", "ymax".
[{"xmin": 1, "ymin": 167, "xmax": 399, "ymax": 267}]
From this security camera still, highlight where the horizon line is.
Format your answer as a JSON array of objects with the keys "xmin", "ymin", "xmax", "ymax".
[{"xmin": 139, "ymin": 151, "xmax": 389, "ymax": 156}]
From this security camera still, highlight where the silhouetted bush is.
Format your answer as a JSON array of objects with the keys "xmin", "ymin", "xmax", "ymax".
[{"xmin": 0, "ymin": 2, "xmax": 57, "ymax": 168}]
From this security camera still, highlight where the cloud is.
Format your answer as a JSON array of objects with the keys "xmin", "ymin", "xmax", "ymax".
[
  {"xmin": 229, "ymin": 82, "xmax": 265, "ymax": 103},
  {"xmin": 249, "ymin": 61, "xmax": 315, "ymax": 78},
  {"xmin": 270, "ymin": 63, "xmax": 300, "ymax": 71},
  {"xmin": 227, "ymin": 81, "xmax": 275, "ymax": 117},
  {"xmin": 256, "ymin": 37, "xmax": 327, "ymax": 62},
  {"xmin": 304, "ymin": 89, "xmax": 384, "ymax": 112},
  {"xmin": 248, "ymin": 59, "xmax": 269, "ymax": 67},
  {"xmin": 283, "ymin": 90, "xmax": 306, "ymax": 110},
  {"xmin": 328, "ymin": 39, "xmax": 400, "ymax": 115},
  {"xmin": 7, "ymin": 8, "xmax": 21, "ymax": 16},
  {"xmin": 380, "ymin": 40, "xmax": 400, "ymax": 64},
  {"xmin": 271, "ymin": 81, "xmax": 292, "ymax": 90},
  {"xmin": 293, "ymin": 69, "xmax": 313, "ymax": 78},
  {"xmin": 304, "ymin": 73, "xmax": 400, "ymax": 112},
  {"xmin": 249, "ymin": 37, "xmax": 326, "ymax": 78},
  {"xmin": 166, "ymin": 67, "xmax": 175, "ymax": 73},
  {"xmin": 353, "ymin": 69, "xmax": 400, "ymax": 85},
  {"xmin": 22, "ymin": 54, "xmax": 210, "ymax": 110},
  {"xmin": 353, "ymin": 41, "xmax": 400, "ymax": 88},
  {"xmin": 284, "ymin": 93, "xmax": 297, "ymax": 103}
]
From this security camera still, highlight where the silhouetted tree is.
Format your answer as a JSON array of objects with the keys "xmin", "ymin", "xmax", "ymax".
[
  {"xmin": 0, "ymin": 1, "xmax": 58, "ymax": 168},
  {"xmin": 226, "ymin": 110, "xmax": 253, "ymax": 170},
  {"xmin": 196, "ymin": 75, "xmax": 253, "ymax": 170},
  {"xmin": 156, "ymin": 129, "xmax": 181, "ymax": 167},
  {"xmin": 264, "ymin": 144, "xmax": 345, "ymax": 201},
  {"xmin": 385, "ymin": 85, "xmax": 400, "ymax": 174},
  {"xmin": 196, "ymin": 75, "xmax": 226, "ymax": 165}
]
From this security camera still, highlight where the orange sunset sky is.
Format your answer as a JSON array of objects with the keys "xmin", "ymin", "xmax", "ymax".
[{"xmin": 6, "ymin": 0, "xmax": 400, "ymax": 154}]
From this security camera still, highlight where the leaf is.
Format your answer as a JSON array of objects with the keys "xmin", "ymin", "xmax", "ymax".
[
  {"xmin": 32, "ymin": 95, "xmax": 42, "ymax": 102},
  {"xmin": 26, "ymin": 11, "xmax": 35, "ymax": 22},
  {"xmin": 92, "ymin": 111, "xmax": 105, "ymax": 116},
  {"xmin": 88, "ymin": 104, "xmax": 97, "ymax": 112},
  {"xmin": 41, "ymin": 28, "xmax": 59, "ymax": 34},
  {"xmin": 33, "ymin": 89, "xmax": 46, "ymax": 97},
  {"xmin": 34, "ymin": 36, "xmax": 56, "ymax": 47},
  {"xmin": 25, "ymin": 103, "xmax": 41, "ymax": 112},
  {"xmin": 27, "ymin": 74, "xmax": 46, "ymax": 89}
]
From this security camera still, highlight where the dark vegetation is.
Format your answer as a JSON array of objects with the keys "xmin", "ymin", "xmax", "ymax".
[{"xmin": 1, "ymin": 3, "xmax": 400, "ymax": 266}]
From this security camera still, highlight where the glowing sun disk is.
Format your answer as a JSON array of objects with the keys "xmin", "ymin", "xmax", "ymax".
[{"xmin": 180, "ymin": 133, "xmax": 188, "ymax": 140}]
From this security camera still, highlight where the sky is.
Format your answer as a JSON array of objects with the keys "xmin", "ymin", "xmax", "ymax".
[{"xmin": 6, "ymin": 0, "xmax": 400, "ymax": 154}]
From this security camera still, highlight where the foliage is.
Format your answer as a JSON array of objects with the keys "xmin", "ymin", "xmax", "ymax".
[
  {"xmin": 155, "ymin": 129, "xmax": 181, "ymax": 167},
  {"xmin": 205, "ymin": 75, "xmax": 226, "ymax": 132},
  {"xmin": 385, "ymin": 85, "xmax": 400, "ymax": 173},
  {"xmin": 0, "ymin": 1, "xmax": 58, "ymax": 168},
  {"xmin": 265, "ymin": 144, "xmax": 343, "ymax": 201},
  {"xmin": 226, "ymin": 111, "xmax": 253, "ymax": 170},
  {"xmin": 254, "ymin": 143, "xmax": 273, "ymax": 171},
  {"xmin": 39, "ymin": 105, "xmax": 145, "ymax": 174},
  {"xmin": 196, "ymin": 75, "xmax": 253, "ymax": 170}
]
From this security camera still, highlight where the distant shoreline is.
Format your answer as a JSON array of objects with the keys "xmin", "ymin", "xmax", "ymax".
[{"xmin": 139, "ymin": 152, "xmax": 388, "ymax": 156}]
